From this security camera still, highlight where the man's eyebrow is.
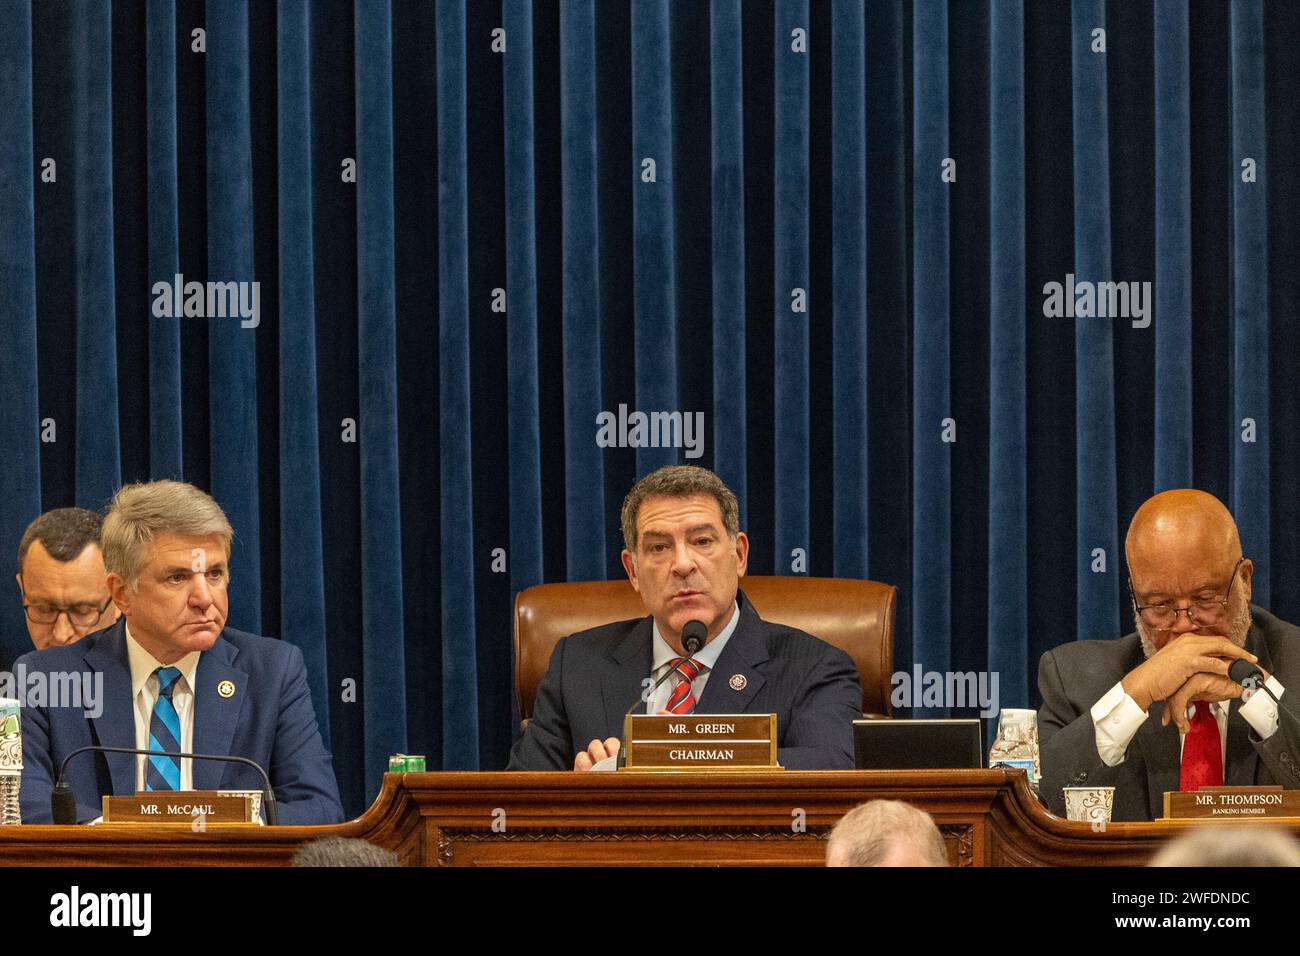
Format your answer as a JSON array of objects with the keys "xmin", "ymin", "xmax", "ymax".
[
  {"xmin": 640, "ymin": 530, "xmax": 673, "ymax": 541},
  {"xmin": 160, "ymin": 561, "xmax": 225, "ymax": 575},
  {"xmin": 685, "ymin": 523, "xmax": 720, "ymax": 535},
  {"xmin": 1140, "ymin": 580, "xmax": 1219, "ymax": 601}
]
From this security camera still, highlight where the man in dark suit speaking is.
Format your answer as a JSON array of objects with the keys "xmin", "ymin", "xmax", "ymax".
[
  {"xmin": 1039, "ymin": 489, "xmax": 1300, "ymax": 822},
  {"xmin": 508, "ymin": 465, "xmax": 862, "ymax": 771},
  {"xmin": 17, "ymin": 480, "xmax": 344, "ymax": 825}
]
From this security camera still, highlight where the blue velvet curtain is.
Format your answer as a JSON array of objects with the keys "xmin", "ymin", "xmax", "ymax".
[{"xmin": 1, "ymin": 0, "xmax": 1297, "ymax": 815}]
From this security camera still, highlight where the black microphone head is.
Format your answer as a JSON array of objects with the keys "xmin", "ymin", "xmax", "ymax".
[
  {"xmin": 1229, "ymin": 658, "xmax": 1260, "ymax": 686},
  {"xmin": 681, "ymin": 620, "xmax": 707, "ymax": 655},
  {"xmin": 51, "ymin": 780, "xmax": 78, "ymax": 825}
]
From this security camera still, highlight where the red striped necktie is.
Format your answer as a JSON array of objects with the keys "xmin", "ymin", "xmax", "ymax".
[
  {"xmin": 1179, "ymin": 700, "xmax": 1223, "ymax": 791},
  {"xmin": 664, "ymin": 658, "xmax": 707, "ymax": 715}
]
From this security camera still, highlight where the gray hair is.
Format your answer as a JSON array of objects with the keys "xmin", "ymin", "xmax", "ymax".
[
  {"xmin": 826, "ymin": 799, "xmax": 950, "ymax": 867},
  {"xmin": 292, "ymin": 837, "xmax": 400, "ymax": 867},
  {"xmin": 101, "ymin": 481, "xmax": 233, "ymax": 589},
  {"xmin": 620, "ymin": 465, "xmax": 740, "ymax": 554},
  {"xmin": 17, "ymin": 507, "xmax": 104, "ymax": 571},
  {"xmin": 1150, "ymin": 826, "xmax": 1300, "ymax": 867}
]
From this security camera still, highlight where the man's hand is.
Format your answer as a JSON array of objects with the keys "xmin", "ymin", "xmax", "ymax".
[
  {"xmin": 1121, "ymin": 633, "xmax": 1256, "ymax": 712},
  {"xmin": 573, "ymin": 737, "xmax": 621, "ymax": 771},
  {"xmin": 1161, "ymin": 672, "xmax": 1245, "ymax": 734}
]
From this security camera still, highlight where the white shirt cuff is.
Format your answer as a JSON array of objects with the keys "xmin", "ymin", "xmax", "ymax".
[
  {"xmin": 1240, "ymin": 676, "xmax": 1284, "ymax": 740},
  {"xmin": 1091, "ymin": 680, "xmax": 1148, "ymax": 766}
]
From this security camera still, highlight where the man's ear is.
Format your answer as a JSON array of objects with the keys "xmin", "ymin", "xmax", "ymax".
[
  {"xmin": 621, "ymin": 549, "xmax": 640, "ymax": 592},
  {"xmin": 107, "ymin": 573, "xmax": 131, "ymax": 615},
  {"xmin": 733, "ymin": 532, "xmax": 749, "ymax": 578},
  {"xmin": 14, "ymin": 572, "xmax": 22, "ymax": 598},
  {"xmin": 1240, "ymin": 558, "xmax": 1254, "ymax": 602}
]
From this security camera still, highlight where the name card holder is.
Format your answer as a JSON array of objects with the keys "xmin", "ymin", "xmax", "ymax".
[
  {"xmin": 1162, "ymin": 786, "xmax": 1300, "ymax": 821},
  {"xmin": 621, "ymin": 714, "xmax": 780, "ymax": 772},
  {"xmin": 103, "ymin": 790, "xmax": 256, "ymax": 825}
]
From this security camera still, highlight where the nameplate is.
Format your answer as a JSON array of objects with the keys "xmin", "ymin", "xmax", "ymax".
[
  {"xmin": 1162, "ymin": 786, "xmax": 1300, "ymax": 820},
  {"xmin": 103, "ymin": 791, "xmax": 254, "ymax": 825},
  {"xmin": 620, "ymin": 714, "xmax": 779, "ymax": 772}
]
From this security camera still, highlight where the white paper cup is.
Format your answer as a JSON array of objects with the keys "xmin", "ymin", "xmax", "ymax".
[
  {"xmin": 1064, "ymin": 786, "xmax": 1115, "ymax": 824},
  {"xmin": 0, "ymin": 698, "xmax": 21, "ymax": 772}
]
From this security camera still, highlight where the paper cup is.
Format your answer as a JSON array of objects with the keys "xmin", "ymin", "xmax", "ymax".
[{"xmin": 1064, "ymin": 786, "xmax": 1115, "ymax": 825}]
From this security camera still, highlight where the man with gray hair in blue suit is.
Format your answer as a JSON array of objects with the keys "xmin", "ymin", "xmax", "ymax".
[{"xmin": 17, "ymin": 480, "xmax": 343, "ymax": 824}]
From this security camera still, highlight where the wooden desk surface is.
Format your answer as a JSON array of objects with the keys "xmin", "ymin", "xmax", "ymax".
[{"xmin": 2, "ymin": 769, "xmax": 1293, "ymax": 866}]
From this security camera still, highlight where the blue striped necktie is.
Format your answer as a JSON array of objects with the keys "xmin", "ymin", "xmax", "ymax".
[{"xmin": 145, "ymin": 666, "xmax": 183, "ymax": 791}]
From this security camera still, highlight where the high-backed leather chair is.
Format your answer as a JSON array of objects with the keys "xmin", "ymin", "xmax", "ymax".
[{"xmin": 514, "ymin": 576, "xmax": 895, "ymax": 728}]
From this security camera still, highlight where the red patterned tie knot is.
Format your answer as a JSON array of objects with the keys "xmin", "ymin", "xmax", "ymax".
[{"xmin": 664, "ymin": 657, "xmax": 707, "ymax": 715}]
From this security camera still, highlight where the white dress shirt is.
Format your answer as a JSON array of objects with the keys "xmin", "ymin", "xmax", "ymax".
[
  {"xmin": 645, "ymin": 602, "xmax": 741, "ymax": 715},
  {"xmin": 125, "ymin": 624, "xmax": 201, "ymax": 792},
  {"xmin": 1091, "ymin": 675, "xmax": 1285, "ymax": 769}
]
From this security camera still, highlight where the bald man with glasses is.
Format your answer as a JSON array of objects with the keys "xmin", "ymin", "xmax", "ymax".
[
  {"xmin": 1038, "ymin": 489, "xmax": 1300, "ymax": 822},
  {"xmin": 16, "ymin": 508, "xmax": 119, "ymax": 651}
]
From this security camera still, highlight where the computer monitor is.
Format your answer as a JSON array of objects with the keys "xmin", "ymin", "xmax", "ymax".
[{"xmin": 853, "ymin": 718, "xmax": 984, "ymax": 770}]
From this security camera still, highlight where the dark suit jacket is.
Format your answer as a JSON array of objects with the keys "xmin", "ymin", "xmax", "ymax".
[
  {"xmin": 1038, "ymin": 604, "xmax": 1300, "ymax": 822},
  {"xmin": 507, "ymin": 590, "xmax": 863, "ymax": 770},
  {"xmin": 16, "ymin": 618, "xmax": 345, "ymax": 825}
]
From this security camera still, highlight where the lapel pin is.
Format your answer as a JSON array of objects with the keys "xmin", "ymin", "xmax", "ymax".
[
  {"xmin": 729, "ymin": 674, "xmax": 747, "ymax": 691},
  {"xmin": 217, "ymin": 680, "xmax": 236, "ymax": 699}
]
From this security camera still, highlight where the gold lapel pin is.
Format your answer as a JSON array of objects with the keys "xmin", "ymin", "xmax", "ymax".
[
  {"xmin": 729, "ymin": 674, "xmax": 747, "ymax": 691},
  {"xmin": 217, "ymin": 680, "xmax": 236, "ymax": 699}
]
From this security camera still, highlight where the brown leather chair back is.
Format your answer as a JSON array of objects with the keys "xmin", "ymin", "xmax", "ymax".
[{"xmin": 514, "ymin": 576, "xmax": 896, "ymax": 724}]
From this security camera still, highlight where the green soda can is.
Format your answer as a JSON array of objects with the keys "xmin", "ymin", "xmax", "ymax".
[{"xmin": 388, "ymin": 754, "xmax": 427, "ymax": 773}]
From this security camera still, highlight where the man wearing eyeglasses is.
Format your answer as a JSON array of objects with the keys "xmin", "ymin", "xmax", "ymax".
[
  {"xmin": 16, "ymin": 508, "xmax": 119, "ymax": 651},
  {"xmin": 1039, "ymin": 489, "xmax": 1300, "ymax": 822}
]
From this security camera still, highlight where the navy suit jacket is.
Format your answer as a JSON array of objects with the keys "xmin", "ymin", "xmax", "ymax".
[
  {"xmin": 16, "ymin": 618, "xmax": 345, "ymax": 825},
  {"xmin": 507, "ymin": 590, "xmax": 863, "ymax": 770},
  {"xmin": 1039, "ymin": 604, "xmax": 1300, "ymax": 822}
]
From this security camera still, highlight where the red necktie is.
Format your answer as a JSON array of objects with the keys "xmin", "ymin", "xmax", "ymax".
[
  {"xmin": 1179, "ymin": 700, "xmax": 1223, "ymax": 791},
  {"xmin": 664, "ymin": 658, "xmax": 706, "ymax": 715}
]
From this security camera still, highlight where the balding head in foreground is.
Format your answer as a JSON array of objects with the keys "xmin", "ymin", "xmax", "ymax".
[
  {"xmin": 825, "ymin": 800, "xmax": 949, "ymax": 867},
  {"xmin": 1150, "ymin": 825, "xmax": 1300, "ymax": 867}
]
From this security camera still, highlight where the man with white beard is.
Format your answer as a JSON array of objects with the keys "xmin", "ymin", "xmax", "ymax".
[{"xmin": 1038, "ymin": 489, "xmax": 1300, "ymax": 822}]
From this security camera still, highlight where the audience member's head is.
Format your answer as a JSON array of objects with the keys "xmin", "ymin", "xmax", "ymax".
[
  {"xmin": 826, "ymin": 799, "xmax": 950, "ymax": 867},
  {"xmin": 292, "ymin": 837, "xmax": 400, "ymax": 867},
  {"xmin": 1149, "ymin": 825, "xmax": 1300, "ymax": 867},
  {"xmin": 16, "ymin": 507, "xmax": 118, "ymax": 650}
]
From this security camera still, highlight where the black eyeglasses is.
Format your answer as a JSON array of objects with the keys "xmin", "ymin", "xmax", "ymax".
[
  {"xmin": 22, "ymin": 596, "xmax": 113, "ymax": 629},
  {"xmin": 1128, "ymin": 557, "xmax": 1244, "ymax": 631}
]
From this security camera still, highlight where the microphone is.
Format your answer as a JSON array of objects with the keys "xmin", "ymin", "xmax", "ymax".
[
  {"xmin": 624, "ymin": 619, "xmax": 709, "ymax": 718},
  {"xmin": 1227, "ymin": 659, "xmax": 1300, "ymax": 745},
  {"xmin": 50, "ymin": 745, "xmax": 279, "ymax": 826},
  {"xmin": 1229, "ymin": 659, "xmax": 1284, "ymax": 707},
  {"xmin": 681, "ymin": 619, "xmax": 707, "ymax": 655}
]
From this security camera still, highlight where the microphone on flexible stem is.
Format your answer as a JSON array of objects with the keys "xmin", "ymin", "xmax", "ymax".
[
  {"xmin": 1228, "ymin": 659, "xmax": 1286, "ymax": 709},
  {"xmin": 50, "ymin": 745, "xmax": 278, "ymax": 825},
  {"xmin": 1228, "ymin": 659, "xmax": 1300, "ymax": 746},
  {"xmin": 618, "ymin": 619, "xmax": 709, "ymax": 768},
  {"xmin": 681, "ymin": 619, "xmax": 707, "ymax": 656}
]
